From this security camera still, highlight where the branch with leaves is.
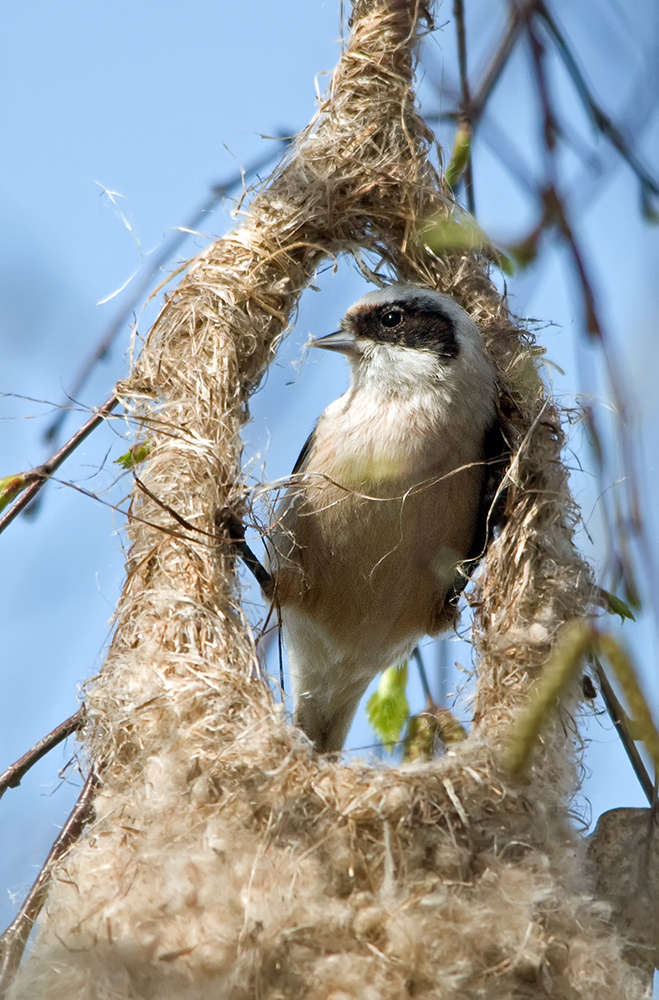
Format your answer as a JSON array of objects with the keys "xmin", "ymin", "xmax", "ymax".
[{"xmin": 0, "ymin": 396, "xmax": 118, "ymax": 534}]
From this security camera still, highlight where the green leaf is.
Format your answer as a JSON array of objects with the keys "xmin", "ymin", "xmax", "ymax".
[
  {"xmin": 115, "ymin": 440, "xmax": 152, "ymax": 470},
  {"xmin": 366, "ymin": 662, "xmax": 409, "ymax": 753},
  {"xmin": 599, "ymin": 633, "xmax": 659, "ymax": 773},
  {"xmin": 602, "ymin": 588, "xmax": 636, "ymax": 623},
  {"xmin": 496, "ymin": 250, "xmax": 517, "ymax": 276},
  {"xmin": 0, "ymin": 473, "xmax": 29, "ymax": 513},
  {"xmin": 444, "ymin": 122, "xmax": 471, "ymax": 191},
  {"xmin": 507, "ymin": 619, "xmax": 595, "ymax": 776},
  {"xmin": 422, "ymin": 214, "xmax": 489, "ymax": 254},
  {"xmin": 422, "ymin": 214, "xmax": 515, "ymax": 277}
]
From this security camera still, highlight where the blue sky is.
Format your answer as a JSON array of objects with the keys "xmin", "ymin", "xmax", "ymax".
[{"xmin": 1, "ymin": 0, "xmax": 658, "ymax": 933}]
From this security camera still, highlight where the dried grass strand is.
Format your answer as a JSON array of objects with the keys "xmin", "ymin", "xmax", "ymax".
[{"xmin": 7, "ymin": 2, "xmax": 646, "ymax": 997}]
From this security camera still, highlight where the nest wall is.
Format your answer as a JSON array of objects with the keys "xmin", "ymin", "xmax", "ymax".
[{"xmin": 9, "ymin": 1, "xmax": 647, "ymax": 997}]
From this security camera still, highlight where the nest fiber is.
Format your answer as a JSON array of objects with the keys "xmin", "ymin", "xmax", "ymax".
[{"xmin": 10, "ymin": 1, "xmax": 646, "ymax": 997}]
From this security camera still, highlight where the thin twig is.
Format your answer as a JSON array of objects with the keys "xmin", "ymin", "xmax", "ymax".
[
  {"xmin": 536, "ymin": 1, "xmax": 659, "ymax": 199},
  {"xmin": 412, "ymin": 647, "xmax": 433, "ymax": 704},
  {"xmin": 519, "ymin": 20, "xmax": 653, "ymax": 787},
  {"xmin": 0, "ymin": 766, "xmax": 100, "ymax": 998},
  {"xmin": 62, "ymin": 477, "xmax": 212, "ymax": 544},
  {"xmin": 542, "ymin": 187, "xmax": 602, "ymax": 338},
  {"xmin": 592, "ymin": 657, "xmax": 654, "ymax": 805},
  {"xmin": 469, "ymin": 0, "xmax": 538, "ymax": 123},
  {"xmin": 425, "ymin": 0, "xmax": 537, "ymax": 130},
  {"xmin": 133, "ymin": 473, "xmax": 202, "ymax": 534},
  {"xmin": 43, "ymin": 140, "xmax": 291, "ymax": 447},
  {"xmin": 237, "ymin": 539, "xmax": 273, "ymax": 594},
  {"xmin": 452, "ymin": 0, "xmax": 475, "ymax": 214},
  {"xmin": 214, "ymin": 507, "xmax": 273, "ymax": 593},
  {"xmin": 0, "ymin": 708, "xmax": 85, "ymax": 801},
  {"xmin": 432, "ymin": 8, "xmax": 657, "ymax": 216},
  {"xmin": 525, "ymin": 14, "xmax": 644, "ymax": 584},
  {"xmin": 277, "ymin": 605, "xmax": 285, "ymax": 693},
  {"xmin": 26, "ymin": 472, "xmax": 265, "ymax": 557},
  {"xmin": 0, "ymin": 395, "xmax": 119, "ymax": 536}
]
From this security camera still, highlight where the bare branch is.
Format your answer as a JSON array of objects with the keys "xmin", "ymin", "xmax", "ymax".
[
  {"xmin": 592, "ymin": 657, "xmax": 654, "ymax": 805},
  {"xmin": 0, "ymin": 767, "xmax": 100, "ymax": 999},
  {"xmin": 452, "ymin": 0, "xmax": 475, "ymax": 213},
  {"xmin": 537, "ymin": 1, "xmax": 659, "ymax": 200},
  {"xmin": 469, "ymin": 0, "xmax": 538, "ymax": 123},
  {"xmin": 0, "ymin": 708, "xmax": 85, "ymax": 801},
  {"xmin": 412, "ymin": 646, "xmax": 434, "ymax": 704}
]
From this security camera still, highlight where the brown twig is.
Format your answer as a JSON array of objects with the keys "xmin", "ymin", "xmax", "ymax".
[
  {"xmin": 523, "ymin": 22, "xmax": 604, "ymax": 342},
  {"xmin": 132, "ymin": 473, "xmax": 202, "ymax": 534},
  {"xmin": 431, "ymin": 2, "xmax": 657, "ymax": 220},
  {"xmin": 452, "ymin": 0, "xmax": 475, "ymax": 214},
  {"xmin": 536, "ymin": 1, "xmax": 659, "ymax": 200},
  {"xmin": 525, "ymin": 13, "xmax": 644, "ymax": 579},
  {"xmin": 593, "ymin": 657, "xmax": 654, "ymax": 805},
  {"xmin": 0, "ymin": 766, "xmax": 100, "ymax": 998},
  {"xmin": 0, "ymin": 395, "xmax": 118, "ymax": 536},
  {"xmin": 541, "ymin": 187, "xmax": 602, "ymax": 339},
  {"xmin": 0, "ymin": 708, "xmax": 85, "ymax": 801},
  {"xmin": 34, "ymin": 474, "xmax": 257, "ymax": 553},
  {"xmin": 412, "ymin": 646, "xmax": 434, "ymax": 704},
  {"xmin": 508, "ymin": 17, "xmax": 655, "ymax": 803},
  {"xmin": 123, "ymin": 478, "xmax": 273, "ymax": 588},
  {"xmin": 425, "ymin": 0, "xmax": 537, "ymax": 131},
  {"xmin": 469, "ymin": 0, "xmax": 537, "ymax": 123}
]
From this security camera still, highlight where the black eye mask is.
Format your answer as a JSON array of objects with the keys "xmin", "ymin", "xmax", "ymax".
[{"xmin": 353, "ymin": 301, "xmax": 460, "ymax": 358}]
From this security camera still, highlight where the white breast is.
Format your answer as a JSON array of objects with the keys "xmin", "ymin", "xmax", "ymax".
[{"xmin": 312, "ymin": 341, "xmax": 485, "ymax": 488}]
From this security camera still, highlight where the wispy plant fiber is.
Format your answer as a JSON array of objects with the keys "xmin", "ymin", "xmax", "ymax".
[{"xmin": 10, "ymin": 1, "xmax": 647, "ymax": 997}]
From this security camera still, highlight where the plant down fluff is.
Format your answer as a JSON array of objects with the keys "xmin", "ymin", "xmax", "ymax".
[{"xmin": 10, "ymin": 1, "xmax": 647, "ymax": 998}]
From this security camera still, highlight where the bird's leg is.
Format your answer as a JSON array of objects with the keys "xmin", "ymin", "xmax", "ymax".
[{"xmin": 215, "ymin": 506, "xmax": 273, "ymax": 596}]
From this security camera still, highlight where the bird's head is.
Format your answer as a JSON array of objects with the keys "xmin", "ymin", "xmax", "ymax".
[{"xmin": 309, "ymin": 284, "xmax": 491, "ymax": 397}]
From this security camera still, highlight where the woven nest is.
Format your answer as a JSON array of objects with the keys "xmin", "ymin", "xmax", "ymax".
[{"xmin": 9, "ymin": 1, "xmax": 647, "ymax": 998}]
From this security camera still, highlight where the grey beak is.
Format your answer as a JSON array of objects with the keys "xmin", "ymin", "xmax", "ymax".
[{"xmin": 308, "ymin": 329, "xmax": 361, "ymax": 356}]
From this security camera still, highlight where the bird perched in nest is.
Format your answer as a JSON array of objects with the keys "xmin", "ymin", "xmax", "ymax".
[{"xmin": 262, "ymin": 284, "xmax": 504, "ymax": 753}]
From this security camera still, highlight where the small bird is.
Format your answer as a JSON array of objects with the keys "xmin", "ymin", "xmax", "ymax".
[{"xmin": 265, "ymin": 284, "xmax": 501, "ymax": 753}]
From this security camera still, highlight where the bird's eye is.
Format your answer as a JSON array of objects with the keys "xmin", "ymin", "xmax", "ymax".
[{"xmin": 381, "ymin": 309, "xmax": 403, "ymax": 328}]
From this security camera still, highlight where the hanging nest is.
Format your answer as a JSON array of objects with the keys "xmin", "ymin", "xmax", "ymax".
[{"xmin": 7, "ymin": 1, "xmax": 648, "ymax": 997}]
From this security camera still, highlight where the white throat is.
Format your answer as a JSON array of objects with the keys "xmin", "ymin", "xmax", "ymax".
[{"xmin": 350, "ymin": 341, "xmax": 448, "ymax": 400}]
